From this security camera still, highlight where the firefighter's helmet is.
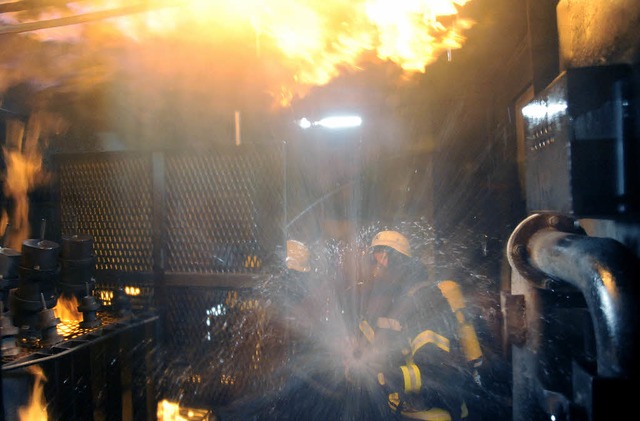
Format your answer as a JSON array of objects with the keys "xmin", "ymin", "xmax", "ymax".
[
  {"xmin": 370, "ymin": 230, "xmax": 412, "ymax": 257},
  {"xmin": 286, "ymin": 240, "xmax": 311, "ymax": 273}
]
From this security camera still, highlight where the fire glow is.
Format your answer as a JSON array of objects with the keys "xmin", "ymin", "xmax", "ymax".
[
  {"xmin": 157, "ymin": 399, "xmax": 213, "ymax": 421},
  {"xmin": 0, "ymin": 111, "xmax": 63, "ymax": 250},
  {"xmin": 17, "ymin": 366, "xmax": 48, "ymax": 421},
  {"xmin": 5, "ymin": 0, "xmax": 475, "ymax": 106},
  {"xmin": 53, "ymin": 294, "xmax": 82, "ymax": 322}
]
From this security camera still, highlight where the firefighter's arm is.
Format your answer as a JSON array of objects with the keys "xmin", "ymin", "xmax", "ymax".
[
  {"xmin": 376, "ymin": 360, "xmax": 422, "ymax": 395},
  {"xmin": 376, "ymin": 329, "xmax": 453, "ymax": 394},
  {"xmin": 437, "ymin": 280, "xmax": 483, "ymax": 369},
  {"xmin": 399, "ymin": 285, "xmax": 467, "ymax": 394}
]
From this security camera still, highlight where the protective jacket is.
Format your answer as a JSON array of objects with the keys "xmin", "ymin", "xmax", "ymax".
[{"xmin": 358, "ymin": 270, "xmax": 472, "ymax": 421}]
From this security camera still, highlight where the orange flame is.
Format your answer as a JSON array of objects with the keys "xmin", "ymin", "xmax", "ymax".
[
  {"xmin": 157, "ymin": 399, "xmax": 211, "ymax": 421},
  {"xmin": 54, "ymin": 295, "xmax": 83, "ymax": 322},
  {"xmin": 1, "ymin": 112, "xmax": 61, "ymax": 249},
  {"xmin": 8, "ymin": 0, "xmax": 475, "ymax": 107},
  {"xmin": 18, "ymin": 365, "xmax": 48, "ymax": 421},
  {"xmin": 157, "ymin": 400, "xmax": 185, "ymax": 421}
]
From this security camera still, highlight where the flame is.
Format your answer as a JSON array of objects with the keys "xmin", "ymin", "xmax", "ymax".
[
  {"xmin": 1, "ymin": 112, "xmax": 62, "ymax": 249},
  {"xmin": 157, "ymin": 400, "xmax": 185, "ymax": 421},
  {"xmin": 157, "ymin": 399, "xmax": 209, "ymax": 421},
  {"xmin": 54, "ymin": 295, "xmax": 82, "ymax": 322},
  {"xmin": 5, "ymin": 0, "xmax": 475, "ymax": 106},
  {"xmin": 18, "ymin": 365, "xmax": 48, "ymax": 421}
]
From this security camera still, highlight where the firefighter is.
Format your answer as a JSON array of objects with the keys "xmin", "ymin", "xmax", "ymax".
[{"xmin": 354, "ymin": 230, "xmax": 475, "ymax": 421}]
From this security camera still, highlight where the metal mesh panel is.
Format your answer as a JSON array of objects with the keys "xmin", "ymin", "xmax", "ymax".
[
  {"xmin": 161, "ymin": 286, "xmax": 285, "ymax": 407},
  {"xmin": 165, "ymin": 149, "xmax": 283, "ymax": 274},
  {"xmin": 53, "ymin": 149, "xmax": 287, "ymax": 409},
  {"xmin": 57, "ymin": 154, "xmax": 154, "ymax": 273}
]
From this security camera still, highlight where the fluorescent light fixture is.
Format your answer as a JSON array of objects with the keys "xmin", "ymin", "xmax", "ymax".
[
  {"xmin": 316, "ymin": 115, "xmax": 362, "ymax": 129},
  {"xmin": 297, "ymin": 115, "xmax": 362, "ymax": 130}
]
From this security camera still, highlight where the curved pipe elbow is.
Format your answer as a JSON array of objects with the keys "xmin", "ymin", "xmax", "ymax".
[
  {"xmin": 507, "ymin": 214, "xmax": 640, "ymax": 378},
  {"xmin": 528, "ymin": 229, "xmax": 640, "ymax": 377}
]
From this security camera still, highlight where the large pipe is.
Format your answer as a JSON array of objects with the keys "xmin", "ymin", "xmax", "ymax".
[
  {"xmin": 508, "ymin": 213, "xmax": 640, "ymax": 380},
  {"xmin": 527, "ymin": 228, "xmax": 640, "ymax": 377}
]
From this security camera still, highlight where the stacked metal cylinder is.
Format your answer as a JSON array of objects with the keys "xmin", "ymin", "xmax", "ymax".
[
  {"xmin": 2, "ymin": 230, "xmax": 101, "ymax": 348},
  {"xmin": 61, "ymin": 234, "xmax": 101, "ymax": 328},
  {"xmin": 60, "ymin": 234, "xmax": 95, "ymax": 295},
  {"xmin": 9, "ymin": 237, "xmax": 62, "ymax": 346},
  {"xmin": 0, "ymin": 226, "xmax": 21, "ymax": 356}
]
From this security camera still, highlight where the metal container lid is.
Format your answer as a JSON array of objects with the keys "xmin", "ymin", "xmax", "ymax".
[
  {"xmin": 23, "ymin": 239, "xmax": 60, "ymax": 250},
  {"xmin": 21, "ymin": 239, "xmax": 60, "ymax": 271},
  {"xmin": 0, "ymin": 247, "xmax": 21, "ymax": 257},
  {"xmin": 62, "ymin": 234, "xmax": 94, "ymax": 259}
]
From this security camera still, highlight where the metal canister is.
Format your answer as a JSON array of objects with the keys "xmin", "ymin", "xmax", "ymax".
[{"xmin": 60, "ymin": 234, "xmax": 95, "ymax": 294}]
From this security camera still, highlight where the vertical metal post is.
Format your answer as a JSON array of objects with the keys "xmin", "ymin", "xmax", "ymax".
[
  {"xmin": 151, "ymin": 152, "xmax": 166, "ymax": 327},
  {"xmin": 283, "ymin": 140, "xmax": 288, "ymax": 243}
]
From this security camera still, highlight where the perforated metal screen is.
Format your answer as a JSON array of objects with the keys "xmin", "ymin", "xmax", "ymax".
[
  {"xmin": 58, "ymin": 153, "xmax": 154, "ymax": 273},
  {"xmin": 54, "ymin": 146, "xmax": 285, "ymax": 409},
  {"xmin": 160, "ymin": 286, "xmax": 284, "ymax": 406},
  {"xmin": 56, "ymin": 147, "xmax": 283, "ymax": 276},
  {"xmin": 165, "ymin": 150, "xmax": 283, "ymax": 274}
]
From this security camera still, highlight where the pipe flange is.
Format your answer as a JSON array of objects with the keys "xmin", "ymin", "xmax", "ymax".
[{"xmin": 507, "ymin": 213, "xmax": 585, "ymax": 289}]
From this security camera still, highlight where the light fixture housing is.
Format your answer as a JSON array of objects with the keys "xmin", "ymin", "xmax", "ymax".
[{"xmin": 297, "ymin": 115, "xmax": 362, "ymax": 130}]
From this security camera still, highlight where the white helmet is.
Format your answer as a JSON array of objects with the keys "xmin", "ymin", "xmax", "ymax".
[
  {"xmin": 370, "ymin": 230, "xmax": 412, "ymax": 257},
  {"xmin": 286, "ymin": 240, "xmax": 311, "ymax": 272}
]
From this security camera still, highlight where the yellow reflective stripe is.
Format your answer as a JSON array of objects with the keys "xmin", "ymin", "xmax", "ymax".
[
  {"xmin": 461, "ymin": 401, "xmax": 469, "ymax": 418},
  {"xmin": 388, "ymin": 395, "xmax": 452, "ymax": 421},
  {"xmin": 400, "ymin": 408, "xmax": 452, "ymax": 421},
  {"xmin": 438, "ymin": 280, "xmax": 465, "ymax": 311},
  {"xmin": 377, "ymin": 317, "xmax": 402, "ymax": 331},
  {"xmin": 456, "ymin": 311, "xmax": 465, "ymax": 324},
  {"xmin": 400, "ymin": 364, "xmax": 422, "ymax": 393},
  {"xmin": 411, "ymin": 330, "xmax": 450, "ymax": 355},
  {"xmin": 359, "ymin": 320, "xmax": 375, "ymax": 343},
  {"xmin": 377, "ymin": 372, "xmax": 386, "ymax": 385},
  {"xmin": 460, "ymin": 323, "xmax": 483, "ymax": 362}
]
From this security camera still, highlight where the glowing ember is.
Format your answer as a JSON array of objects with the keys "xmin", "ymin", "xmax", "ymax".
[
  {"xmin": 53, "ymin": 294, "xmax": 82, "ymax": 322},
  {"xmin": 18, "ymin": 365, "xmax": 48, "ymax": 421}
]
